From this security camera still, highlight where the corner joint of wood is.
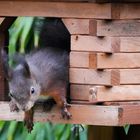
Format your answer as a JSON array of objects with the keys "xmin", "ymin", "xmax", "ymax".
[
  {"xmin": 111, "ymin": 69, "xmax": 120, "ymax": 86},
  {"xmin": 89, "ymin": 53, "xmax": 97, "ymax": 69}
]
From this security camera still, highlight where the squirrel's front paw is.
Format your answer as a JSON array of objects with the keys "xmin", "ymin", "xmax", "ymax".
[
  {"xmin": 61, "ymin": 105, "xmax": 72, "ymax": 119},
  {"xmin": 24, "ymin": 118, "xmax": 34, "ymax": 133},
  {"xmin": 24, "ymin": 109, "xmax": 34, "ymax": 133},
  {"xmin": 9, "ymin": 101, "xmax": 19, "ymax": 112}
]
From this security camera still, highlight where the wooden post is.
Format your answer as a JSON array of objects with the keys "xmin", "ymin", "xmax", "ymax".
[{"xmin": 0, "ymin": 17, "xmax": 16, "ymax": 101}]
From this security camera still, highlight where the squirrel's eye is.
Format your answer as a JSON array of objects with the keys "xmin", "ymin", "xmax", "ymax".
[{"xmin": 30, "ymin": 87, "xmax": 35, "ymax": 94}]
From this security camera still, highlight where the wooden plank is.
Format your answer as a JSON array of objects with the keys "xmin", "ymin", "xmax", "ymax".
[
  {"xmin": 0, "ymin": 0, "xmax": 140, "ymax": 2},
  {"xmin": 62, "ymin": 19, "xmax": 96, "ymax": 35},
  {"xmin": 111, "ymin": 4, "xmax": 140, "ymax": 19},
  {"xmin": 119, "ymin": 37, "xmax": 140, "ymax": 52},
  {"xmin": 70, "ymin": 52, "xmax": 140, "ymax": 69},
  {"xmin": 70, "ymin": 52, "xmax": 97, "ymax": 68},
  {"xmin": 70, "ymin": 68, "xmax": 118, "ymax": 86},
  {"xmin": 1, "ymin": 102, "xmax": 140, "ymax": 126},
  {"xmin": 96, "ymin": 53, "xmax": 140, "ymax": 69},
  {"xmin": 120, "ymin": 69, "xmax": 140, "ymax": 85},
  {"xmin": 95, "ymin": 0, "xmax": 140, "ymax": 2},
  {"xmin": 71, "ymin": 35, "xmax": 113, "ymax": 52},
  {"xmin": 97, "ymin": 20, "xmax": 140, "ymax": 37},
  {"xmin": 104, "ymin": 101, "xmax": 140, "ymax": 106},
  {"xmin": 0, "ymin": 0, "xmax": 94, "ymax": 1},
  {"xmin": 71, "ymin": 36, "xmax": 140, "ymax": 53},
  {"xmin": 119, "ymin": 105, "xmax": 140, "ymax": 125},
  {"xmin": 71, "ymin": 85, "xmax": 140, "ymax": 102},
  {"xmin": 71, "ymin": 84, "xmax": 91, "ymax": 101},
  {"xmin": 119, "ymin": 4, "xmax": 140, "ymax": 19},
  {"xmin": 0, "ymin": 2, "xmax": 111, "ymax": 19},
  {"xmin": 0, "ymin": 102, "xmax": 119, "ymax": 126}
]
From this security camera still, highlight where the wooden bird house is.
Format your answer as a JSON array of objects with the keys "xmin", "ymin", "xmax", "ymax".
[{"xmin": 0, "ymin": 0, "xmax": 140, "ymax": 128}]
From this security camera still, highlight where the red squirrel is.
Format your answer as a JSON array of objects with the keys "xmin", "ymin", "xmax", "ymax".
[{"xmin": 1, "ymin": 47, "xmax": 71, "ymax": 132}]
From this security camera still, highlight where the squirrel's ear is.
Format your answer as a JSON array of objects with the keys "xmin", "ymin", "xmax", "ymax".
[
  {"xmin": 12, "ymin": 53, "xmax": 31, "ymax": 78},
  {"xmin": 22, "ymin": 60, "xmax": 31, "ymax": 78},
  {"xmin": 1, "ymin": 48, "xmax": 13, "ymax": 80}
]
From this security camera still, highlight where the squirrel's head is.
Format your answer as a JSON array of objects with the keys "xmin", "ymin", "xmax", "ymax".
[{"xmin": 1, "ymin": 49, "xmax": 41, "ymax": 111}]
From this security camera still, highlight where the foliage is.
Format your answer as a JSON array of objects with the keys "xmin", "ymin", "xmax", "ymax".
[
  {"xmin": 0, "ymin": 17, "xmax": 88, "ymax": 140},
  {"xmin": 123, "ymin": 124, "xmax": 130, "ymax": 135},
  {"xmin": 0, "ymin": 121, "xmax": 87, "ymax": 140}
]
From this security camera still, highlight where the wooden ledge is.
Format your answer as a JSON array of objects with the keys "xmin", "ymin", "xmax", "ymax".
[{"xmin": 1, "ymin": 102, "xmax": 140, "ymax": 126}]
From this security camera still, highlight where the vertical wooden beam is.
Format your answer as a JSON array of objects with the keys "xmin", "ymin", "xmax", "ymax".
[
  {"xmin": 0, "ymin": 17, "xmax": 16, "ymax": 101},
  {"xmin": 88, "ymin": 126, "xmax": 115, "ymax": 140}
]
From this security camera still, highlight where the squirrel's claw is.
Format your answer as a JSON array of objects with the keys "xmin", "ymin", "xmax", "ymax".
[
  {"xmin": 61, "ymin": 106, "xmax": 72, "ymax": 120},
  {"xmin": 24, "ymin": 109, "xmax": 34, "ymax": 133},
  {"xmin": 24, "ymin": 119, "xmax": 34, "ymax": 133}
]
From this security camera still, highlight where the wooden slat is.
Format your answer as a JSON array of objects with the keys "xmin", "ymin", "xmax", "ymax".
[
  {"xmin": 119, "ymin": 105, "xmax": 140, "ymax": 125},
  {"xmin": 104, "ymin": 101, "xmax": 140, "ymax": 106},
  {"xmin": 95, "ymin": 0, "xmax": 140, "ymax": 2},
  {"xmin": 96, "ymin": 53, "xmax": 140, "ymax": 69},
  {"xmin": 0, "ymin": 2, "xmax": 111, "ymax": 18},
  {"xmin": 71, "ymin": 85, "xmax": 140, "ymax": 102},
  {"xmin": 119, "ymin": 4, "xmax": 140, "ymax": 19},
  {"xmin": 0, "ymin": 0, "xmax": 95, "ymax": 1},
  {"xmin": 1, "ymin": 102, "xmax": 140, "ymax": 126},
  {"xmin": 0, "ymin": 102, "xmax": 119, "ymax": 126},
  {"xmin": 0, "ymin": 2, "xmax": 139, "ymax": 19},
  {"xmin": 70, "ymin": 52, "xmax": 140, "ymax": 69},
  {"xmin": 70, "ymin": 68, "xmax": 118, "ymax": 86},
  {"xmin": 120, "ymin": 69, "xmax": 140, "ymax": 85},
  {"xmin": 0, "ymin": 0, "xmax": 140, "ymax": 3},
  {"xmin": 70, "ymin": 52, "xmax": 97, "ymax": 68},
  {"xmin": 62, "ymin": 19, "xmax": 96, "ymax": 35},
  {"xmin": 71, "ymin": 36, "xmax": 113, "ymax": 52},
  {"xmin": 71, "ymin": 36, "xmax": 140, "ymax": 53},
  {"xmin": 119, "ymin": 37, "xmax": 140, "ymax": 52},
  {"xmin": 70, "ymin": 69, "xmax": 140, "ymax": 86},
  {"xmin": 96, "ymin": 20, "xmax": 140, "ymax": 37}
]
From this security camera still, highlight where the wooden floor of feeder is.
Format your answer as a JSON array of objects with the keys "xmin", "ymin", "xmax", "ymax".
[{"xmin": 0, "ymin": 101, "xmax": 140, "ymax": 126}]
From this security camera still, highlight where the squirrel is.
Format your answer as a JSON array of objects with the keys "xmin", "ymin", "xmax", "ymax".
[{"xmin": 1, "ymin": 46, "xmax": 71, "ymax": 132}]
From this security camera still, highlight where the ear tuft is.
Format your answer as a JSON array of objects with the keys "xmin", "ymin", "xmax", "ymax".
[{"xmin": 13, "ymin": 53, "xmax": 30, "ymax": 78}]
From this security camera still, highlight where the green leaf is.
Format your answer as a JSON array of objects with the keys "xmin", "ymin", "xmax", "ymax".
[
  {"xmin": 7, "ymin": 121, "xmax": 18, "ymax": 140},
  {"xmin": 123, "ymin": 124, "xmax": 130, "ymax": 135}
]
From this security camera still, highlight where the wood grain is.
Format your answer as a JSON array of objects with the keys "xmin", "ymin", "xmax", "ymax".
[
  {"xmin": 97, "ymin": 20, "xmax": 140, "ymax": 37},
  {"xmin": 1, "ymin": 102, "xmax": 140, "ymax": 125},
  {"xmin": 71, "ymin": 36, "xmax": 140, "ymax": 53},
  {"xmin": 0, "ymin": 102, "xmax": 119, "ymax": 126},
  {"xmin": 70, "ymin": 52, "xmax": 140, "ymax": 69},
  {"xmin": 71, "ymin": 35, "xmax": 112, "ymax": 52},
  {"xmin": 63, "ymin": 19, "xmax": 96, "ymax": 35},
  {"xmin": 71, "ymin": 85, "xmax": 140, "ymax": 102},
  {"xmin": 70, "ymin": 52, "xmax": 97, "ymax": 68},
  {"xmin": 70, "ymin": 68, "xmax": 116, "ymax": 86},
  {"xmin": 97, "ymin": 53, "xmax": 140, "ymax": 69},
  {"xmin": 0, "ymin": 2, "xmax": 111, "ymax": 18},
  {"xmin": 120, "ymin": 69, "xmax": 140, "ymax": 85}
]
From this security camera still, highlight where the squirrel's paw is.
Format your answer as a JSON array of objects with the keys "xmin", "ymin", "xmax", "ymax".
[
  {"xmin": 24, "ymin": 110, "xmax": 34, "ymax": 133},
  {"xmin": 9, "ymin": 101, "xmax": 19, "ymax": 112},
  {"xmin": 61, "ymin": 105, "xmax": 72, "ymax": 120},
  {"xmin": 24, "ymin": 118, "xmax": 34, "ymax": 133}
]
